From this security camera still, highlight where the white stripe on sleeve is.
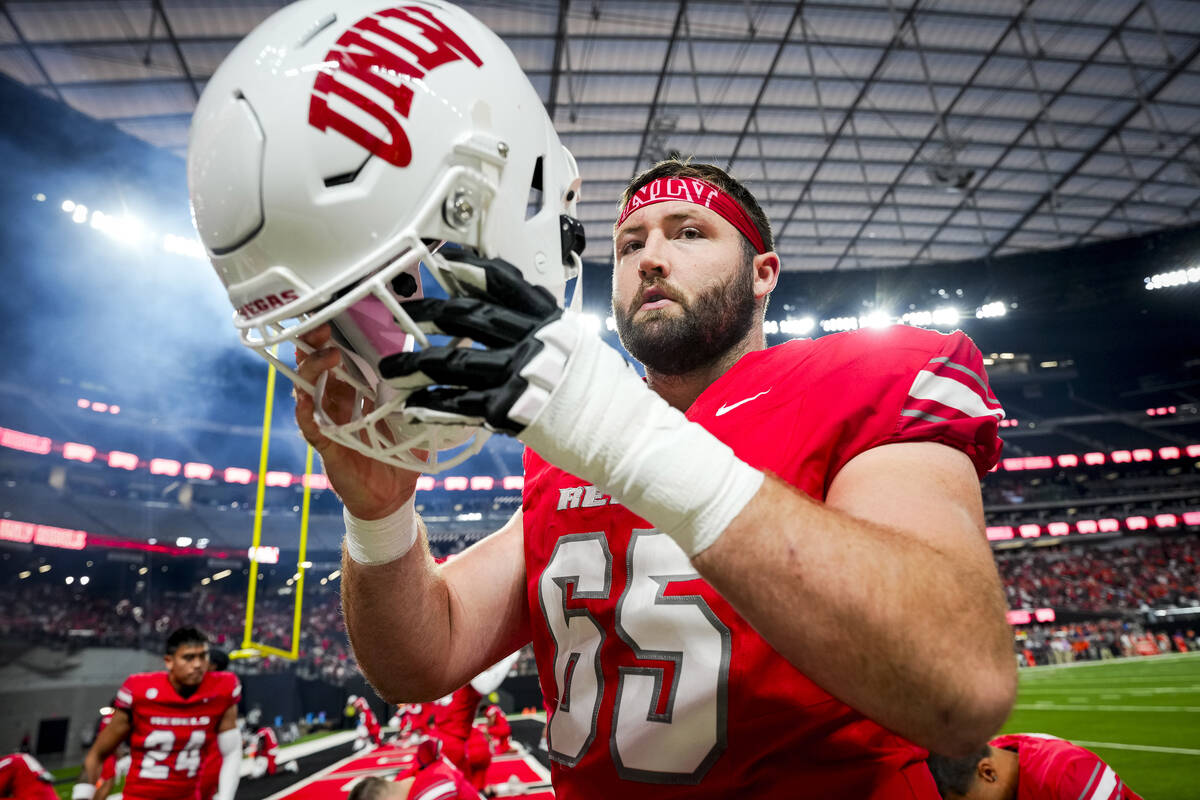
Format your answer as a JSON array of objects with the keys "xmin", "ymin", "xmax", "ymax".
[
  {"xmin": 116, "ymin": 689, "xmax": 133, "ymax": 705},
  {"xmin": 415, "ymin": 780, "xmax": 459, "ymax": 800},
  {"xmin": 1086, "ymin": 766, "xmax": 1118, "ymax": 800},
  {"xmin": 907, "ymin": 370, "xmax": 1003, "ymax": 419}
]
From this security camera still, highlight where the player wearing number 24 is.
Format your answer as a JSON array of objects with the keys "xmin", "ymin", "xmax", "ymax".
[{"xmin": 77, "ymin": 628, "xmax": 241, "ymax": 800}]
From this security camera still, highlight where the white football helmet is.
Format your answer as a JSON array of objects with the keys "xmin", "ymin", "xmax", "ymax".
[{"xmin": 188, "ymin": 0, "xmax": 582, "ymax": 472}]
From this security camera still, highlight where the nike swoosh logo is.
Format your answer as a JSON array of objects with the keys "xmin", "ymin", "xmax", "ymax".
[{"xmin": 715, "ymin": 388, "xmax": 771, "ymax": 416}]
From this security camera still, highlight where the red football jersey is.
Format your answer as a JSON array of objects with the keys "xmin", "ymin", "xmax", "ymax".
[
  {"xmin": 430, "ymin": 685, "xmax": 482, "ymax": 743},
  {"xmin": 406, "ymin": 760, "xmax": 480, "ymax": 800},
  {"xmin": 255, "ymin": 727, "xmax": 279, "ymax": 752},
  {"xmin": 486, "ymin": 710, "xmax": 510, "ymax": 739},
  {"xmin": 352, "ymin": 697, "xmax": 380, "ymax": 731},
  {"xmin": 521, "ymin": 326, "xmax": 1003, "ymax": 798},
  {"xmin": 113, "ymin": 670, "xmax": 241, "ymax": 800},
  {"xmin": 0, "ymin": 753, "xmax": 57, "ymax": 800},
  {"xmin": 990, "ymin": 734, "xmax": 1144, "ymax": 800}
]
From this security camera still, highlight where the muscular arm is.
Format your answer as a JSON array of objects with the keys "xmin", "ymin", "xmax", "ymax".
[
  {"xmin": 692, "ymin": 441, "xmax": 1015, "ymax": 756},
  {"xmin": 342, "ymin": 508, "xmax": 530, "ymax": 702},
  {"xmin": 83, "ymin": 710, "xmax": 129, "ymax": 787}
]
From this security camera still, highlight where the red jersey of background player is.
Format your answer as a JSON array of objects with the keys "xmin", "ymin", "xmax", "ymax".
[
  {"xmin": 399, "ymin": 704, "xmax": 430, "ymax": 737},
  {"xmin": 0, "ymin": 753, "xmax": 56, "ymax": 800},
  {"xmin": 114, "ymin": 670, "xmax": 241, "ymax": 800},
  {"xmin": 430, "ymin": 684, "xmax": 481, "ymax": 771},
  {"xmin": 522, "ymin": 326, "xmax": 1003, "ymax": 799},
  {"xmin": 252, "ymin": 727, "xmax": 280, "ymax": 775},
  {"xmin": 402, "ymin": 758, "xmax": 479, "ymax": 800},
  {"xmin": 351, "ymin": 696, "xmax": 382, "ymax": 743},
  {"xmin": 464, "ymin": 724, "xmax": 493, "ymax": 791},
  {"xmin": 485, "ymin": 706, "xmax": 511, "ymax": 753},
  {"xmin": 990, "ymin": 734, "xmax": 1144, "ymax": 800}
]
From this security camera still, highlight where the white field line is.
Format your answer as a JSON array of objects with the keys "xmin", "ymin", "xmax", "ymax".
[
  {"xmin": 1070, "ymin": 740, "xmax": 1200, "ymax": 757},
  {"xmin": 1017, "ymin": 685, "xmax": 1200, "ymax": 696},
  {"xmin": 1014, "ymin": 703, "xmax": 1200, "ymax": 712},
  {"xmin": 1018, "ymin": 651, "xmax": 1200, "ymax": 674},
  {"xmin": 261, "ymin": 741, "xmax": 375, "ymax": 800}
]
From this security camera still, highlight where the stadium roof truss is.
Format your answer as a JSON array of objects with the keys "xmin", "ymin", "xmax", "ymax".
[{"xmin": 1, "ymin": 0, "xmax": 1199, "ymax": 271}]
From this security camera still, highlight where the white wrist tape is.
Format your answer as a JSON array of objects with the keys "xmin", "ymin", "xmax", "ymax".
[
  {"xmin": 519, "ymin": 317, "xmax": 764, "ymax": 556},
  {"xmin": 72, "ymin": 785, "xmax": 96, "ymax": 800},
  {"xmin": 216, "ymin": 728, "xmax": 242, "ymax": 800},
  {"xmin": 343, "ymin": 494, "xmax": 419, "ymax": 565}
]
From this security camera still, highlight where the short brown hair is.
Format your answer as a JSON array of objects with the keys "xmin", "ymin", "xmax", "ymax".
[
  {"xmin": 617, "ymin": 158, "xmax": 775, "ymax": 254},
  {"xmin": 348, "ymin": 776, "xmax": 395, "ymax": 800}
]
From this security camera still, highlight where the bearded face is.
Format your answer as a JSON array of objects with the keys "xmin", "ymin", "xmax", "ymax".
[{"xmin": 613, "ymin": 248, "xmax": 757, "ymax": 376}]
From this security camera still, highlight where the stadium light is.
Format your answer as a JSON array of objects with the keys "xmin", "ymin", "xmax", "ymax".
[
  {"xmin": 72, "ymin": 204, "xmax": 88, "ymax": 224},
  {"xmin": 780, "ymin": 317, "xmax": 814, "ymax": 336},
  {"xmin": 18, "ymin": 571, "xmax": 30, "ymax": 579},
  {"xmin": 931, "ymin": 307, "xmax": 959, "ymax": 327},
  {"xmin": 61, "ymin": 199, "xmax": 76, "ymax": 213},
  {"xmin": 444, "ymin": 476, "xmax": 468, "ymax": 491},
  {"xmin": 605, "ymin": 316, "xmax": 616, "ymax": 332},
  {"xmin": 1143, "ymin": 266, "xmax": 1200, "ymax": 290},
  {"xmin": 176, "ymin": 536, "xmax": 193, "ymax": 547},
  {"xmin": 415, "ymin": 476, "xmax": 435, "ymax": 491},
  {"xmin": 65, "ymin": 576, "xmax": 74, "ymax": 585},
  {"xmin": 975, "ymin": 301, "xmax": 1007, "ymax": 318},
  {"xmin": 861, "ymin": 310, "xmax": 892, "ymax": 329},
  {"xmin": 821, "ymin": 316, "xmax": 859, "ymax": 332},
  {"xmin": 80, "ymin": 576, "xmax": 90, "ymax": 585}
]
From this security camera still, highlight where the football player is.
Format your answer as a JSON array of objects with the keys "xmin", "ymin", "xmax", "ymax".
[
  {"xmin": 76, "ymin": 627, "xmax": 241, "ymax": 800},
  {"xmin": 427, "ymin": 684, "xmax": 480, "ymax": 772},
  {"xmin": 484, "ymin": 706, "xmax": 511, "ymax": 755},
  {"xmin": 366, "ymin": 737, "xmax": 480, "ymax": 800},
  {"xmin": 927, "ymin": 733, "xmax": 1144, "ymax": 799},
  {"xmin": 349, "ymin": 695, "xmax": 384, "ymax": 749},
  {"xmin": 0, "ymin": 752, "xmax": 57, "ymax": 800},
  {"xmin": 189, "ymin": 2, "xmax": 1014, "ymax": 797},
  {"xmin": 464, "ymin": 724, "xmax": 493, "ymax": 793}
]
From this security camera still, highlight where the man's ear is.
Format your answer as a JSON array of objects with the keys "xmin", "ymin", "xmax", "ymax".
[
  {"xmin": 978, "ymin": 757, "xmax": 999, "ymax": 783},
  {"xmin": 751, "ymin": 251, "xmax": 780, "ymax": 300}
]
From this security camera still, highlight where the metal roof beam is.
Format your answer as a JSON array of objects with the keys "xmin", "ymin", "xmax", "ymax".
[
  {"xmin": 775, "ymin": 0, "xmax": 922, "ymax": 249},
  {"xmin": 545, "ymin": 0, "xmax": 570, "ymax": 121},
  {"xmin": 631, "ymin": 1, "xmax": 688, "ymax": 175},
  {"xmin": 986, "ymin": 38, "xmax": 1200, "ymax": 258},
  {"xmin": 1, "ymin": 29, "xmax": 1181, "ymax": 72},
  {"xmin": 1072, "ymin": 131, "xmax": 1200, "ymax": 244},
  {"xmin": 36, "ymin": 72, "xmax": 1199, "ymax": 112},
  {"xmin": 724, "ymin": 1, "xmax": 803, "ymax": 170},
  {"xmin": 151, "ymin": 0, "xmax": 198, "ymax": 101},
  {"xmin": 828, "ymin": 0, "xmax": 1032, "ymax": 270},
  {"xmin": 0, "ymin": 1, "xmax": 65, "ymax": 103},
  {"xmin": 910, "ymin": 1, "xmax": 1147, "ymax": 263}
]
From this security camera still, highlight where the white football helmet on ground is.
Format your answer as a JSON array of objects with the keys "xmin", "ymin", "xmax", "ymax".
[{"xmin": 188, "ymin": 0, "xmax": 582, "ymax": 472}]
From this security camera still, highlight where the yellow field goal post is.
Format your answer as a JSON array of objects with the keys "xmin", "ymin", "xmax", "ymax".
[{"xmin": 230, "ymin": 352, "xmax": 315, "ymax": 662}]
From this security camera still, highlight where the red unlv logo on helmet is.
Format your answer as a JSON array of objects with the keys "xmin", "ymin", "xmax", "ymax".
[{"xmin": 308, "ymin": 6, "xmax": 483, "ymax": 167}]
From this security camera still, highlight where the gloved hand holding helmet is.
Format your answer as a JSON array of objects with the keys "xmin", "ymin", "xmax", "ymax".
[{"xmin": 188, "ymin": 0, "xmax": 583, "ymax": 473}]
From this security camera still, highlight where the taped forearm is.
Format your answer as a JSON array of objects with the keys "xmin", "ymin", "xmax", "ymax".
[{"xmin": 216, "ymin": 728, "xmax": 242, "ymax": 800}]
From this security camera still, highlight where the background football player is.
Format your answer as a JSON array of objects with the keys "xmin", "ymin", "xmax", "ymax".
[
  {"xmin": 77, "ymin": 627, "xmax": 240, "ymax": 800},
  {"xmin": 927, "ymin": 733, "xmax": 1145, "ymax": 799}
]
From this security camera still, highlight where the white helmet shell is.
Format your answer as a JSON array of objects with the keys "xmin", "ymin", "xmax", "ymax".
[{"xmin": 188, "ymin": 0, "xmax": 581, "ymax": 472}]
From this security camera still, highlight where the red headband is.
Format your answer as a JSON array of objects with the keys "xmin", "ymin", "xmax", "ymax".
[{"xmin": 617, "ymin": 176, "xmax": 767, "ymax": 254}]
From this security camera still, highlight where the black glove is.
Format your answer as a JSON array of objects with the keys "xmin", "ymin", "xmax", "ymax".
[{"xmin": 378, "ymin": 255, "xmax": 562, "ymax": 434}]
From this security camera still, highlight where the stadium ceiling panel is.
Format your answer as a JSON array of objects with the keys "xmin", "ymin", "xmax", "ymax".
[{"xmin": 2, "ymin": 0, "xmax": 1198, "ymax": 271}]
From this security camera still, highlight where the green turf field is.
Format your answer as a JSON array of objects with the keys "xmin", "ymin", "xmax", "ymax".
[{"xmin": 1003, "ymin": 652, "xmax": 1200, "ymax": 798}]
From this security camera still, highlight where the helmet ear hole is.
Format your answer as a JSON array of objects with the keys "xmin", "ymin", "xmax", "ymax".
[{"xmin": 525, "ymin": 156, "xmax": 544, "ymax": 221}]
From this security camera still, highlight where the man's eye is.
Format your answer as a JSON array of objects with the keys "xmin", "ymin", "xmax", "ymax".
[
  {"xmin": 680, "ymin": 228, "xmax": 701, "ymax": 239},
  {"xmin": 620, "ymin": 241, "xmax": 642, "ymax": 255}
]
